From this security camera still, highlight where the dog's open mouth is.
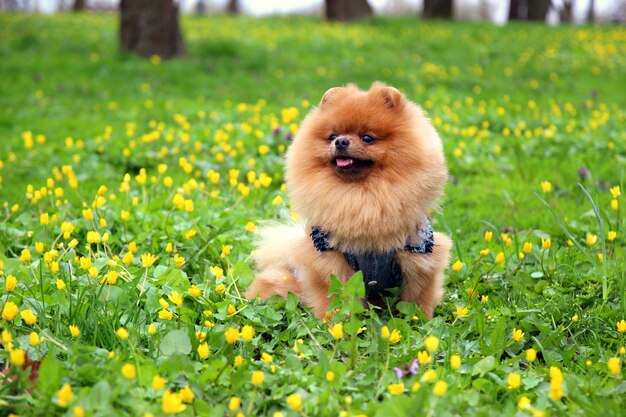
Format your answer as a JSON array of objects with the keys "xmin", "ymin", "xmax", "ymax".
[{"xmin": 334, "ymin": 157, "xmax": 374, "ymax": 174}]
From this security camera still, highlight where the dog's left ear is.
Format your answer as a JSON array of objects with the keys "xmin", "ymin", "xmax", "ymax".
[{"xmin": 370, "ymin": 82, "xmax": 404, "ymax": 110}]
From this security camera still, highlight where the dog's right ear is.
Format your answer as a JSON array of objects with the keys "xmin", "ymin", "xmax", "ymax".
[
  {"xmin": 320, "ymin": 84, "xmax": 358, "ymax": 109},
  {"xmin": 320, "ymin": 87, "xmax": 343, "ymax": 109}
]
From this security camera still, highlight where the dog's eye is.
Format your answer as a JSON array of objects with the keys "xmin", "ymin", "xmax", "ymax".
[
  {"xmin": 328, "ymin": 134, "xmax": 338, "ymax": 141},
  {"xmin": 361, "ymin": 134, "xmax": 374, "ymax": 144}
]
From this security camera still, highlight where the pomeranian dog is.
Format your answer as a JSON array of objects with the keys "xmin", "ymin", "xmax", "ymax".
[{"xmin": 246, "ymin": 82, "xmax": 451, "ymax": 319}]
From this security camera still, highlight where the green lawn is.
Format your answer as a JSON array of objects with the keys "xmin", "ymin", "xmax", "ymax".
[{"xmin": 0, "ymin": 12, "xmax": 625, "ymax": 417}]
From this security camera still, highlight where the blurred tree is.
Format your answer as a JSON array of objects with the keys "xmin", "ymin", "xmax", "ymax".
[
  {"xmin": 226, "ymin": 0, "xmax": 239, "ymax": 14},
  {"xmin": 120, "ymin": 0, "xmax": 185, "ymax": 58},
  {"xmin": 587, "ymin": 0, "xmax": 595, "ymax": 22},
  {"xmin": 73, "ymin": 0, "xmax": 85, "ymax": 11},
  {"xmin": 423, "ymin": 0, "xmax": 453, "ymax": 19},
  {"xmin": 325, "ymin": 0, "xmax": 373, "ymax": 21},
  {"xmin": 509, "ymin": 0, "xmax": 551, "ymax": 21},
  {"xmin": 558, "ymin": 0, "xmax": 574, "ymax": 23}
]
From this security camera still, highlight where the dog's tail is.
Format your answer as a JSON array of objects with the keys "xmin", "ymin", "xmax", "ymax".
[{"xmin": 246, "ymin": 223, "xmax": 306, "ymax": 300}]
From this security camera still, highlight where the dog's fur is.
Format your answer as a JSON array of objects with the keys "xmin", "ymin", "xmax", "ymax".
[{"xmin": 246, "ymin": 82, "xmax": 451, "ymax": 319}]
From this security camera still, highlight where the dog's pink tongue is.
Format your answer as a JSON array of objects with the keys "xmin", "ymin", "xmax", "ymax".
[{"xmin": 336, "ymin": 158, "xmax": 353, "ymax": 168}]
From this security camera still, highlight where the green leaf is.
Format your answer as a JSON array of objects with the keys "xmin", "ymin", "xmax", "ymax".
[
  {"xmin": 83, "ymin": 380, "xmax": 112, "ymax": 410},
  {"xmin": 153, "ymin": 266, "xmax": 189, "ymax": 288},
  {"xmin": 160, "ymin": 329, "xmax": 192, "ymax": 356},
  {"xmin": 472, "ymin": 356, "xmax": 496, "ymax": 377},
  {"xmin": 36, "ymin": 353, "xmax": 62, "ymax": 395}
]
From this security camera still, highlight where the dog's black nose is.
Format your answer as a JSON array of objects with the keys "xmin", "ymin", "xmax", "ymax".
[{"xmin": 335, "ymin": 138, "xmax": 350, "ymax": 151}]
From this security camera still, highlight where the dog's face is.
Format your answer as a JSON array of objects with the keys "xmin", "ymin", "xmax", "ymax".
[
  {"xmin": 285, "ymin": 82, "xmax": 447, "ymax": 251},
  {"xmin": 294, "ymin": 83, "xmax": 413, "ymax": 183}
]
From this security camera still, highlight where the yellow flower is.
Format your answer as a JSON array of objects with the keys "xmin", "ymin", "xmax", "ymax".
[
  {"xmin": 35, "ymin": 241, "xmax": 44, "ymax": 253},
  {"xmin": 221, "ymin": 245, "xmax": 230, "ymax": 256},
  {"xmin": 329, "ymin": 323, "xmax": 343, "ymax": 340},
  {"xmin": 523, "ymin": 242, "xmax": 532, "ymax": 254},
  {"xmin": 105, "ymin": 271, "xmax": 119, "ymax": 285},
  {"xmin": 610, "ymin": 185, "xmax": 621, "ymax": 198},
  {"xmin": 198, "ymin": 342, "xmax": 209, "ymax": 359},
  {"xmin": 20, "ymin": 248, "xmax": 32, "ymax": 263},
  {"xmin": 252, "ymin": 370, "xmax": 265, "ymax": 385},
  {"xmin": 572, "ymin": 314, "xmax": 579, "ymax": 322},
  {"xmin": 168, "ymin": 291, "xmax": 183, "ymax": 306},
  {"xmin": 188, "ymin": 285, "xmax": 200, "ymax": 297},
  {"xmin": 617, "ymin": 320, "xmax": 626, "ymax": 333},
  {"xmin": 540, "ymin": 181, "xmax": 552, "ymax": 193},
  {"xmin": 411, "ymin": 381, "xmax": 422, "ymax": 392},
  {"xmin": 526, "ymin": 348, "xmax": 537, "ymax": 362},
  {"xmin": 381, "ymin": 326, "xmax": 390, "ymax": 339},
  {"xmin": 286, "ymin": 393, "xmax": 303, "ymax": 412},
  {"xmin": 512, "ymin": 328, "xmax": 524, "ymax": 342},
  {"xmin": 158, "ymin": 309, "xmax": 173, "ymax": 320},
  {"xmin": 10, "ymin": 348, "xmax": 25, "ymax": 367},
  {"xmin": 424, "ymin": 335, "xmax": 439, "ymax": 352},
  {"xmin": 56, "ymin": 383, "xmax": 74, "ymax": 408},
  {"xmin": 162, "ymin": 390, "xmax": 186, "ymax": 414},
  {"xmin": 261, "ymin": 352, "xmax": 273, "ymax": 363},
  {"xmin": 215, "ymin": 283, "xmax": 226, "ymax": 293},
  {"xmin": 507, "ymin": 372, "xmax": 521, "ymax": 389},
  {"xmin": 122, "ymin": 252, "xmax": 134, "ymax": 265},
  {"xmin": 541, "ymin": 238, "xmax": 551, "ymax": 250},
  {"xmin": 245, "ymin": 221, "xmax": 257, "ymax": 232},
  {"xmin": 611, "ymin": 199, "xmax": 619, "ymax": 210},
  {"xmin": 495, "ymin": 252, "xmax": 505, "ymax": 264},
  {"xmin": 454, "ymin": 305, "xmax": 468, "ymax": 318},
  {"xmin": 179, "ymin": 386, "xmax": 195, "ymax": 403},
  {"xmin": 5, "ymin": 274, "xmax": 17, "ymax": 291},
  {"xmin": 148, "ymin": 323, "xmax": 157, "ymax": 336},
  {"xmin": 20, "ymin": 309, "xmax": 37, "ymax": 325},
  {"xmin": 210, "ymin": 266, "xmax": 224, "ymax": 279},
  {"xmin": 120, "ymin": 210, "xmax": 130, "ymax": 221},
  {"xmin": 56, "ymin": 279, "xmax": 66, "ymax": 290},
  {"xmin": 159, "ymin": 298, "xmax": 170, "ymax": 309},
  {"xmin": 389, "ymin": 329, "xmax": 401, "ymax": 344},
  {"xmin": 479, "ymin": 248, "xmax": 490, "ymax": 257},
  {"xmin": 185, "ymin": 229, "xmax": 196, "ymax": 240},
  {"xmin": 608, "ymin": 357, "xmax": 621, "ymax": 376},
  {"xmin": 518, "ymin": 396, "xmax": 531, "ymax": 410},
  {"xmin": 417, "ymin": 350, "xmax": 432, "ymax": 365},
  {"xmin": 433, "ymin": 380, "xmax": 448, "ymax": 397},
  {"xmin": 450, "ymin": 354, "xmax": 461, "ymax": 369},
  {"xmin": 234, "ymin": 355, "xmax": 243, "ymax": 367},
  {"xmin": 30, "ymin": 331, "xmax": 40, "ymax": 346},
  {"xmin": 152, "ymin": 375, "xmax": 166, "ymax": 390},
  {"xmin": 326, "ymin": 371, "xmax": 335, "ymax": 382},
  {"xmin": 608, "ymin": 231, "xmax": 617, "ymax": 241},
  {"xmin": 228, "ymin": 397, "xmax": 241, "ymax": 412},
  {"xmin": 141, "ymin": 253, "xmax": 158, "ymax": 268},
  {"xmin": 586, "ymin": 233, "xmax": 598, "ymax": 246},
  {"xmin": 227, "ymin": 304, "xmax": 237, "ymax": 315},
  {"xmin": 72, "ymin": 406, "xmax": 85, "ymax": 417},
  {"xmin": 452, "ymin": 260, "xmax": 463, "ymax": 273},
  {"xmin": 225, "ymin": 327, "xmax": 240, "ymax": 344},
  {"xmin": 40, "ymin": 212, "xmax": 50, "ymax": 225},
  {"xmin": 388, "ymin": 383, "xmax": 404, "ymax": 395},
  {"xmin": 68, "ymin": 324, "xmax": 80, "ymax": 337},
  {"xmin": 122, "ymin": 363, "xmax": 136, "ymax": 379},
  {"xmin": 549, "ymin": 366, "xmax": 563, "ymax": 401},
  {"xmin": 2, "ymin": 301, "xmax": 19, "ymax": 321},
  {"xmin": 50, "ymin": 261, "xmax": 60, "ymax": 274},
  {"xmin": 484, "ymin": 230, "xmax": 493, "ymax": 242},
  {"xmin": 241, "ymin": 325, "xmax": 255, "ymax": 342},
  {"xmin": 174, "ymin": 254, "xmax": 185, "ymax": 268},
  {"xmin": 116, "ymin": 327, "xmax": 129, "ymax": 340},
  {"xmin": 421, "ymin": 369, "xmax": 437, "ymax": 383}
]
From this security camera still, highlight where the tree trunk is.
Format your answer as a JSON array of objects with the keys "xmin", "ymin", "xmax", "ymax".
[
  {"xmin": 73, "ymin": 0, "xmax": 85, "ymax": 11},
  {"xmin": 559, "ymin": 0, "xmax": 574, "ymax": 23},
  {"xmin": 120, "ymin": 0, "xmax": 185, "ymax": 59},
  {"xmin": 508, "ymin": 0, "xmax": 550, "ymax": 21},
  {"xmin": 423, "ymin": 0, "xmax": 453, "ymax": 19},
  {"xmin": 508, "ymin": 0, "xmax": 521, "ymax": 20},
  {"xmin": 325, "ymin": 0, "xmax": 373, "ymax": 22},
  {"xmin": 587, "ymin": 0, "xmax": 594, "ymax": 23},
  {"xmin": 226, "ymin": 0, "xmax": 239, "ymax": 14},
  {"xmin": 526, "ymin": 0, "xmax": 551, "ymax": 21}
]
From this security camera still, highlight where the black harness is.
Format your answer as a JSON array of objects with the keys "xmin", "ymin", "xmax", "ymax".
[{"xmin": 310, "ymin": 219, "xmax": 434, "ymax": 301}]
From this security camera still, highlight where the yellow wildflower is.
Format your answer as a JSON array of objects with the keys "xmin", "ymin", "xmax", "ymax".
[
  {"xmin": 329, "ymin": 323, "xmax": 343, "ymax": 340},
  {"xmin": 198, "ymin": 342, "xmax": 209, "ymax": 359},
  {"xmin": 121, "ymin": 363, "xmax": 136, "ymax": 379},
  {"xmin": 507, "ymin": 372, "xmax": 521, "ymax": 389},
  {"xmin": 417, "ymin": 350, "xmax": 431, "ymax": 365},
  {"xmin": 388, "ymin": 383, "xmax": 404, "ymax": 395},
  {"xmin": 228, "ymin": 397, "xmax": 241, "ymax": 412},
  {"xmin": 168, "ymin": 291, "xmax": 183, "ymax": 306},
  {"xmin": 241, "ymin": 325, "xmax": 254, "ymax": 342},
  {"xmin": 116, "ymin": 327, "xmax": 129, "ymax": 340},
  {"xmin": 2, "ymin": 301, "xmax": 19, "ymax": 321},
  {"xmin": 608, "ymin": 357, "xmax": 621, "ymax": 376},
  {"xmin": 452, "ymin": 260, "xmax": 463, "ymax": 272},
  {"xmin": 224, "ymin": 327, "xmax": 240, "ymax": 344},
  {"xmin": 252, "ymin": 370, "xmax": 265, "ymax": 385},
  {"xmin": 10, "ymin": 348, "xmax": 25, "ymax": 367},
  {"xmin": 424, "ymin": 335, "xmax": 439, "ymax": 352},
  {"xmin": 141, "ymin": 253, "xmax": 158, "ymax": 268},
  {"xmin": 152, "ymin": 375, "xmax": 166, "ymax": 390},
  {"xmin": 5, "ymin": 274, "xmax": 18, "ymax": 291},
  {"xmin": 162, "ymin": 390, "xmax": 186, "ymax": 414},
  {"xmin": 56, "ymin": 383, "xmax": 73, "ymax": 408},
  {"xmin": 450, "ymin": 354, "xmax": 461, "ymax": 369},
  {"xmin": 454, "ymin": 305, "xmax": 469, "ymax": 318},
  {"xmin": 512, "ymin": 328, "xmax": 524, "ymax": 342},
  {"xmin": 541, "ymin": 238, "xmax": 551, "ymax": 250},
  {"xmin": 433, "ymin": 380, "xmax": 448, "ymax": 397},
  {"xmin": 20, "ymin": 309, "xmax": 37, "ymax": 325},
  {"xmin": 286, "ymin": 393, "xmax": 303, "ymax": 412}
]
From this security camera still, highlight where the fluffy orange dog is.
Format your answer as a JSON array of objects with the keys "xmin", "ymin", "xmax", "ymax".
[{"xmin": 246, "ymin": 82, "xmax": 451, "ymax": 319}]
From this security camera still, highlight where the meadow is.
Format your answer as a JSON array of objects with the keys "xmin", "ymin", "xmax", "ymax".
[{"xmin": 0, "ymin": 12, "xmax": 625, "ymax": 417}]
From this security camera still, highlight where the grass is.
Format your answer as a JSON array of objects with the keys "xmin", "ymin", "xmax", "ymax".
[{"xmin": 0, "ymin": 12, "xmax": 625, "ymax": 417}]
